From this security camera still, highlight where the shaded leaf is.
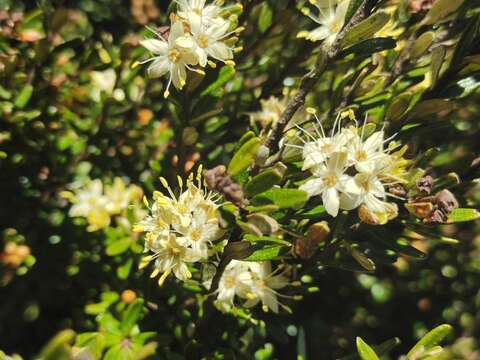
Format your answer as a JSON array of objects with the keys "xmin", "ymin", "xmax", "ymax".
[
  {"xmin": 228, "ymin": 137, "xmax": 261, "ymax": 176},
  {"xmin": 406, "ymin": 324, "xmax": 453, "ymax": 358}
]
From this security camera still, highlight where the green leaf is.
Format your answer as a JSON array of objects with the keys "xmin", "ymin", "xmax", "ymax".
[
  {"xmin": 236, "ymin": 130, "xmax": 256, "ymax": 150},
  {"xmin": 258, "ymin": 2, "xmax": 273, "ymax": 32},
  {"xmin": 341, "ymin": 37, "xmax": 396, "ymax": 57},
  {"xmin": 430, "ymin": 46, "xmax": 446, "ymax": 88},
  {"xmin": 385, "ymin": 93, "xmax": 412, "ymax": 121},
  {"xmin": 243, "ymin": 244, "xmax": 284, "ymax": 261},
  {"xmin": 344, "ymin": 0, "xmax": 364, "ymax": 25},
  {"xmin": 408, "ymin": 99, "xmax": 454, "ymax": 120},
  {"xmin": 406, "ymin": 324, "xmax": 453, "ymax": 358},
  {"xmin": 104, "ymin": 343, "xmax": 136, "ymax": 360},
  {"xmin": 450, "ymin": 15, "xmax": 480, "ymax": 70},
  {"xmin": 423, "ymin": 0, "xmax": 465, "ymax": 25},
  {"xmin": 200, "ymin": 66, "xmax": 235, "ymax": 97},
  {"xmin": 447, "ymin": 208, "xmax": 480, "ymax": 223},
  {"xmin": 244, "ymin": 234, "xmax": 291, "ymax": 246},
  {"xmin": 39, "ymin": 330, "xmax": 76, "ymax": 360},
  {"xmin": 342, "ymin": 11, "xmax": 390, "ymax": 48},
  {"xmin": 296, "ymin": 204, "xmax": 326, "ymax": 219},
  {"xmin": 14, "ymin": 84, "xmax": 34, "ymax": 109},
  {"xmin": 244, "ymin": 169, "xmax": 283, "ymax": 197},
  {"xmin": 117, "ymin": 258, "xmax": 133, "ymax": 280},
  {"xmin": 120, "ymin": 298, "xmax": 144, "ymax": 336},
  {"xmin": 228, "ymin": 137, "xmax": 261, "ymax": 176},
  {"xmin": 252, "ymin": 189, "xmax": 308, "ymax": 209},
  {"xmin": 106, "ymin": 238, "xmax": 132, "ymax": 256},
  {"xmin": 410, "ymin": 31, "xmax": 435, "ymax": 59},
  {"xmin": 350, "ymin": 248, "xmax": 376, "ymax": 272},
  {"xmin": 356, "ymin": 337, "xmax": 380, "ymax": 360}
]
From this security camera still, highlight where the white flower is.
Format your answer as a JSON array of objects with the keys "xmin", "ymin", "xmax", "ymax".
[
  {"xmin": 176, "ymin": 0, "xmax": 226, "ymax": 27},
  {"xmin": 104, "ymin": 177, "xmax": 143, "ymax": 215},
  {"xmin": 177, "ymin": 12, "xmax": 234, "ymax": 67},
  {"xmin": 346, "ymin": 130, "xmax": 389, "ymax": 173},
  {"xmin": 298, "ymin": 0, "xmax": 349, "ymax": 45},
  {"xmin": 176, "ymin": 208, "xmax": 223, "ymax": 259},
  {"xmin": 65, "ymin": 179, "xmax": 111, "ymax": 231},
  {"xmin": 149, "ymin": 234, "xmax": 200, "ymax": 285},
  {"xmin": 241, "ymin": 261, "xmax": 290, "ymax": 314},
  {"xmin": 135, "ymin": 168, "xmax": 223, "ymax": 285},
  {"xmin": 300, "ymin": 151, "xmax": 358, "ymax": 217},
  {"xmin": 140, "ymin": 21, "xmax": 199, "ymax": 97},
  {"xmin": 214, "ymin": 260, "xmax": 252, "ymax": 312},
  {"xmin": 90, "ymin": 69, "xmax": 116, "ymax": 102}
]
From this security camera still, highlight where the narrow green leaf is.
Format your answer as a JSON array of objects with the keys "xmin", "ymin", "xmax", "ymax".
[
  {"xmin": 385, "ymin": 93, "xmax": 412, "ymax": 121},
  {"xmin": 39, "ymin": 330, "xmax": 76, "ymax": 360},
  {"xmin": 258, "ymin": 2, "xmax": 273, "ymax": 32},
  {"xmin": 423, "ymin": 0, "xmax": 465, "ymax": 25},
  {"xmin": 406, "ymin": 324, "xmax": 453, "ymax": 358},
  {"xmin": 252, "ymin": 189, "xmax": 308, "ymax": 209},
  {"xmin": 447, "ymin": 208, "xmax": 480, "ymax": 223},
  {"xmin": 410, "ymin": 31, "xmax": 435, "ymax": 59},
  {"xmin": 243, "ymin": 244, "xmax": 284, "ymax": 261},
  {"xmin": 341, "ymin": 37, "xmax": 396, "ymax": 57},
  {"xmin": 409, "ymin": 99, "xmax": 454, "ymax": 120},
  {"xmin": 106, "ymin": 238, "xmax": 132, "ymax": 256},
  {"xmin": 356, "ymin": 337, "xmax": 380, "ymax": 360},
  {"xmin": 296, "ymin": 204, "xmax": 326, "ymax": 219},
  {"xmin": 14, "ymin": 84, "xmax": 34, "ymax": 109},
  {"xmin": 244, "ymin": 169, "xmax": 283, "ymax": 197},
  {"xmin": 228, "ymin": 137, "xmax": 261, "ymax": 176},
  {"xmin": 117, "ymin": 258, "xmax": 133, "ymax": 280},
  {"xmin": 450, "ymin": 15, "xmax": 480, "ymax": 70},
  {"xmin": 244, "ymin": 234, "xmax": 291, "ymax": 246},
  {"xmin": 342, "ymin": 11, "xmax": 390, "ymax": 48},
  {"xmin": 120, "ymin": 299, "xmax": 144, "ymax": 336},
  {"xmin": 344, "ymin": 0, "xmax": 364, "ymax": 25},
  {"xmin": 200, "ymin": 66, "xmax": 235, "ymax": 97},
  {"xmin": 430, "ymin": 46, "xmax": 446, "ymax": 88}
]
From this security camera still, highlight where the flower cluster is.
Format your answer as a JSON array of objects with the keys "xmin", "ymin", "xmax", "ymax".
[
  {"xmin": 62, "ymin": 178, "xmax": 143, "ymax": 232},
  {"xmin": 140, "ymin": 0, "xmax": 243, "ymax": 97},
  {"xmin": 297, "ymin": 0, "xmax": 349, "ymax": 44},
  {"xmin": 293, "ymin": 110, "xmax": 408, "ymax": 224},
  {"xmin": 213, "ymin": 260, "xmax": 291, "ymax": 314},
  {"xmin": 134, "ymin": 169, "xmax": 223, "ymax": 285}
]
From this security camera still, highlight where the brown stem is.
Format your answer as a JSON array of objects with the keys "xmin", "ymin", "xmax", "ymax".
[{"xmin": 264, "ymin": 1, "xmax": 371, "ymax": 154}]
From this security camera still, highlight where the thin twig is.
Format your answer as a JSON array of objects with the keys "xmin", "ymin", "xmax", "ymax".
[{"xmin": 264, "ymin": 1, "xmax": 371, "ymax": 154}]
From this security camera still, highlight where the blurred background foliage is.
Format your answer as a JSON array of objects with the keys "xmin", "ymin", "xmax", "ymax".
[{"xmin": 0, "ymin": 0, "xmax": 479, "ymax": 359}]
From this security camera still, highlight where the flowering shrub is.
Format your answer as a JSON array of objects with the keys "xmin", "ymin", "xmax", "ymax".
[{"xmin": 1, "ymin": 0, "xmax": 480, "ymax": 359}]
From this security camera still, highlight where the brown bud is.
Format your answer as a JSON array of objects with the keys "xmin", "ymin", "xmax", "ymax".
[
  {"xmin": 435, "ymin": 189, "xmax": 459, "ymax": 214},
  {"xmin": 423, "ymin": 209, "xmax": 448, "ymax": 224},
  {"xmin": 295, "ymin": 221, "xmax": 330, "ymax": 259},
  {"xmin": 388, "ymin": 183, "xmax": 407, "ymax": 198},
  {"xmin": 416, "ymin": 175, "xmax": 434, "ymax": 195}
]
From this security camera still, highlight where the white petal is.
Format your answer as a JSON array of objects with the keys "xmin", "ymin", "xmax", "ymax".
[
  {"xmin": 208, "ymin": 42, "xmax": 233, "ymax": 61},
  {"xmin": 322, "ymin": 187, "xmax": 340, "ymax": 217},
  {"xmin": 364, "ymin": 131, "xmax": 384, "ymax": 153},
  {"xmin": 176, "ymin": 35, "xmax": 197, "ymax": 50},
  {"xmin": 169, "ymin": 21, "xmax": 185, "ymax": 42},
  {"xmin": 141, "ymin": 39, "xmax": 168, "ymax": 54},
  {"xmin": 147, "ymin": 58, "xmax": 170, "ymax": 78},
  {"xmin": 327, "ymin": 151, "xmax": 348, "ymax": 173},
  {"xmin": 299, "ymin": 178, "xmax": 325, "ymax": 198},
  {"xmin": 339, "ymin": 192, "xmax": 361, "ymax": 210}
]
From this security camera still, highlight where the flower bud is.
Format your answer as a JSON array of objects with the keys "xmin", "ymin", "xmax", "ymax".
[
  {"xmin": 246, "ymin": 213, "xmax": 279, "ymax": 235},
  {"xmin": 121, "ymin": 289, "xmax": 137, "ymax": 304}
]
